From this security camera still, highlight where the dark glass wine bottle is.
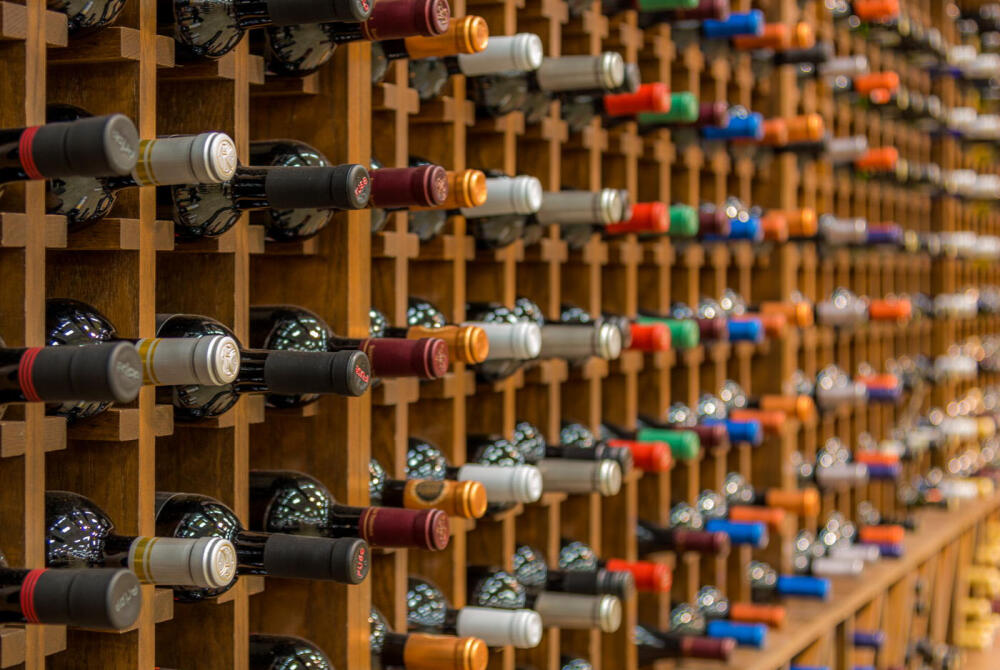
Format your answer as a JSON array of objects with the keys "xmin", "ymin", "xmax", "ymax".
[
  {"xmin": 410, "ymin": 33, "xmax": 544, "ymax": 102},
  {"xmin": 156, "ymin": 491, "xmax": 370, "ymax": 602},
  {"xmin": 369, "ymin": 606, "xmax": 489, "ymax": 670},
  {"xmin": 154, "ymin": 312, "xmax": 370, "ymax": 420},
  {"xmin": 0, "ymin": 113, "xmax": 138, "ymax": 186},
  {"xmin": 468, "ymin": 53, "xmax": 626, "ymax": 121},
  {"xmin": 369, "ymin": 458, "xmax": 488, "ymax": 518},
  {"xmin": 167, "ymin": 139, "xmax": 370, "ymax": 240},
  {"xmin": 406, "ymin": 436, "xmax": 543, "ymax": 504},
  {"xmin": 163, "ymin": 0, "xmax": 372, "ymax": 60},
  {"xmin": 559, "ymin": 539, "xmax": 672, "ymax": 593},
  {"xmin": 45, "ymin": 297, "xmax": 239, "ymax": 420},
  {"xmin": 249, "ymin": 634, "xmax": 334, "ymax": 670},
  {"xmin": 371, "ymin": 16, "xmax": 489, "ymax": 84},
  {"xmin": 467, "ymin": 565, "xmax": 622, "ymax": 632},
  {"xmin": 264, "ymin": 0, "xmax": 450, "ymax": 75},
  {"xmin": 49, "ymin": 0, "xmax": 126, "ymax": 33},
  {"xmin": 561, "ymin": 83, "xmax": 671, "ymax": 132},
  {"xmin": 634, "ymin": 623, "xmax": 735, "ymax": 663},
  {"xmin": 46, "ymin": 104, "xmax": 237, "ymax": 230},
  {"xmin": 248, "ymin": 469, "xmax": 452, "ymax": 550},
  {"xmin": 512, "ymin": 544, "xmax": 634, "ymax": 599},
  {"xmin": 472, "ymin": 426, "xmax": 622, "ymax": 496},
  {"xmin": 636, "ymin": 516, "xmax": 729, "ymax": 556},
  {"xmin": 250, "ymin": 304, "xmax": 449, "ymax": 383},
  {"xmin": 407, "ymin": 576, "xmax": 543, "ymax": 648},
  {"xmin": 45, "ymin": 490, "xmax": 236, "ymax": 589},
  {"xmin": 0, "ymin": 548, "xmax": 141, "ymax": 629},
  {"xmin": 0, "ymin": 337, "xmax": 142, "ymax": 410}
]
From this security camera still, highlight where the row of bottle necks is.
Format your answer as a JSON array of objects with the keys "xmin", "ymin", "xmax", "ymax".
[
  {"xmin": 6, "ymin": 107, "xmax": 998, "ymax": 261},
  {"xmin": 5, "ymin": 440, "xmax": 1000, "ymax": 668}
]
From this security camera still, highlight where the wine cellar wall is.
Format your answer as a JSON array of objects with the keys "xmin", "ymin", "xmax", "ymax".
[{"xmin": 3, "ymin": 0, "xmax": 1000, "ymax": 665}]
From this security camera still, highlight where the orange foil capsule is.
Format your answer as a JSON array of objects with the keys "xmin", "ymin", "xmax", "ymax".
[
  {"xmin": 733, "ymin": 23, "xmax": 789, "ymax": 50},
  {"xmin": 760, "ymin": 211, "xmax": 789, "ymax": 242},
  {"xmin": 852, "ymin": 71, "xmax": 900, "ymax": 95},
  {"xmin": 854, "ymin": 147, "xmax": 898, "ymax": 171},
  {"xmin": 785, "ymin": 114, "xmax": 824, "ymax": 143},
  {"xmin": 607, "ymin": 439, "xmax": 673, "ymax": 472},
  {"xmin": 760, "ymin": 118, "xmax": 790, "ymax": 146},
  {"xmin": 853, "ymin": 451, "xmax": 900, "ymax": 466},
  {"xmin": 853, "ymin": 0, "xmax": 900, "ymax": 20},
  {"xmin": 765, "ymin": 208, "xmax": 817, "ymax": 238},
  {"xmin": 763, "ymin": 487, "xmax": 820, "ymax": 517},
  {"xmin": 858, "ymin": 524, "xmax": 905, "ymax": 545},
  {"xmin": 868, "ymin": 297, "xmax": 911, "ymax": 322},
  {"xmin": 730, "ymin": 408, "xmax": 787, "ymax": 435},
  {"xmin": 758, "ymin": 394, "xmax": 817, "ymax": 423},
  {"xmin": 728, "ymin": 505, "xmax": 786, "ymax": 529},
  {"xmin": 728, "ymin": 602, "xmax": 786, "ymax": 627},
  {"xmin": 754, "ymin": 312, "xmax": 788, "ymax": 338},
  {"xmin": 759, "ymin": 300, "xmax": 815, "ymax": 328}
]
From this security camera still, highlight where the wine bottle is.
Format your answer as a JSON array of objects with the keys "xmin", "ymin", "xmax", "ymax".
[
  {"xmin": 636, "ymin": 308, "xmax": 703, "ymax": 348},
  {"xmin": 469, "ymin": 430, "xmax": 621, "ymax": 496},
  {"xmin": 46, "ymin": 105, "xmax": 236, "ymax": 230},
  {"xmin": 639, "ymin": 407, "xmax": 728, "ymax": 450},
  {"xmin": 462, "ymin": 302, "xmax": 542, "ymax": 364},
  {"xmin": 250, "ymin": 470, "xmax": 451, "ymax": 550},
  {"xmin": 407, "ymin": 436, "xmax": 543, "ymax": 504},
  {"xmin": 163, "ymin": 0, "xmax": 373, "ymax": 60},
  {"xmin": 601, "ymin": 420, "xmax": 702, "ymax": 462},
  {"xmin": 45, "ymin": 490, "xmax": 236, "ymax": 589},
  {"xmin": 410, "ymin": 33, "xmax": 544, "ymax": 102},
  {"xmin": 694, "ymin": 585, "xmax": 785, "ymax": 628},
  {"xmin": 535, "ymin": 303, "xmax": 623, "ymax": 362},
  {"xmin": 0, "ymin": 113, "xmax": 138, "ymax": 186},
  {"xmin": 604, "ymin": 202, "xmax": 699, "ymax": 238},
  {"xmin": 250, "ymin": 304, "xmax": 449, "ymax": 381},
  {"xmin": 368, "ymin": 458, "xmax": 488, "ymax": 518},
  {"xmin": 376, "ymin": 298, "xmax": 489, "ymax": 365},
  {"xmin": 637, "ymin": 94, "xmax": 729, "ymax": 133},
  {"xmin": 407, "ymin": 576, "xmax": 544, "ymax": 648},
  {"xmin": 791, "ymin": 530, "xmax": 863, "ymax": 577},
  {"xmin": 695, "ymin": 393, "xmax": 763, "ymax": 446},
  {"xmin": 463, "ymin": 174, "xmax": 544, "ymax": 249},
  {"xmin": 46, "ymin": 298, "xmax": 239, "ymax": 419},
  {"xmin": 468, "ymin": 53, "xmax": 626, "ymax": 120},
  {"xmin": 637, "ymin": 515, "xmax": 729, "ymax": 556},
  {"xmin": 0, "ymin": 337, "xmax": 142, "ymax": 409},
  {"xmin": 747, "ymin": 560, "xmax": 830, "ymax": 602},
  {"xmin": 545, "ymin": 420, "xmax": 635, "ymax": 471},
  {"xmin": 49, "ymin": 0, "xmax": 125, "ymax": 34},
  {"xmin": 0, "ymin": 549, "xmax": 141, "ymax": 629},
  {"xmin": 634, "ymin": 624, "xmax": 735, "ymax": 662},
  {"xmin": 559, "ymin": 540, "xmax": 672, "ymax": 593},
  {"xmin": 723, "ymin": 472, "xmax": 820, "ymax": 518},
  {"xmin": 370, "ymin": 606, "xmax": 489, "ymax": 670},
  {"xmin": 561, "ymin": 83, "xmax": 671, "ymax": 132},
  {"xmin": 168, "ymin": 139, "xmax": 370, "ymax": 240},
  {"xmin": 529, "ymin": 189, "xmax": 630, "ymax": 249},
  {"xmin": 370, "ymin": 163, "xmax": 450, "ymax": 214},
  {"xmin": 372, "ymin": 16, "xmax": 489, "ymax": 84},
  {"xmin": 264, "ymin": 0, "xmax": 451, "ymax": 75},
  {"xmin": 512, "ymin": 544, "xmax": 634, "ymax": 599},
  {"xmin": 467, "ymin": 566, "xmax": 622, "ymax": 632},
  {"xmin": 155, "ymin": 491, "xmax": 370, "ymax": 601},
  {"xmin": 154, "ymin": 312, "xmax": 370, "ymax": 419},
  {"xmin": 632, "ymin": 0, "xmax": 730, "ymax": 25},
  {"xmin": 669, "ymin": 602, "xmax": 767, "ymax": 648},
  {"xmin": 249, "ymin": 634, "xmax": 334, "ymax": 670},
  {"xmin": 694, "ymin": 491, "xmax": 769, "ymax": 547},
  {"xmin": 407, "ymin": 162, "xmax": 489, "ymax": 242}
]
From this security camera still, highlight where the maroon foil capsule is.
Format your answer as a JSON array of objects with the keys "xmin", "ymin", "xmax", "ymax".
[
  {"xmin": 698, "ymin": 209, "xmax": 730, "ymax": 237},
  {"xmin": 698, "ymin": 101, "xmax": 730, "ymax": 128},
  {"xmin": 696, "ymin": 317, "xmax": 728, "ymax": 342},
  {"xmin": 358, "ymin": 506, "xmax": 451, "ymax": 550},
  {"xmin": 672, "ymin": 529, "xmax": 729, "ymax": 554},
  {"xmin": 361, "ymin": 0, "xmax": 451, "ymax": 41},
  {"xmin": 671, "ymin": 0, "xmax": 729, "ymax": 21},
  {"xmin": 690, "ymin": 422, "xmax": 728, "ymax": 448},
  {"xmin": 370, "ymin": 165, "xmax": 449, "ymax": 208},
  {"xmin": 361, "ymin": 337, "xmax": 450, "ymax": 379},
  {"xmin": 681, "ymin": 635, "xmax": 735, "ymax": 660}
]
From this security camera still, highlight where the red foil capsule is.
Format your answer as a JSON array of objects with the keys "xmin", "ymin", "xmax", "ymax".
[
  {"xmin": 360, "ymin": 337, "xmax": 450, "ymax": 379},
  {"xmin": 358, "ymin": 506, "xmax": 451, "ymax": 550},
  {"xmin": 361, "ymin": 0, "xmax": 451, "ymax": 40},
  {"xmin": 603, "ymin": 83, "xmax": 671, "ymax": 117},
  {"xmin": 629, "ymin": 322, "xmax": 672, "ymax": 351},
  {"xmin": 370, "ymin": 164, "xmax": 449, "ymax": 208}
]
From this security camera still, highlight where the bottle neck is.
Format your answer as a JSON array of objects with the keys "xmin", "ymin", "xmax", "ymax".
[
  {"xmin": 231, "ymin": 167, "xmax": 273, "ymax": 211},
  {"xmin": 232, "ymin": 530, "xmax": 271, "ymax": 574},
  {"xmin": 0, "ymin": 126, "xmax": 36, "ymax": 184},
  {"xmin": 233, "ymin": 348, "xmax": 272, "ymax": 393}
]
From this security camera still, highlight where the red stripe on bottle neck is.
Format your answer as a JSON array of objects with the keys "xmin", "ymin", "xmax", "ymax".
[
  {"xmin": 18, "ymin": 347, "xmax": 43, "ymax": 402},
  {"xmin": 20, "ymin": 568, "xmax": 46, "ymax": 623},
  {"xmin": 18, "ymin": 126, "xmax": 44, "ymax": 180}
]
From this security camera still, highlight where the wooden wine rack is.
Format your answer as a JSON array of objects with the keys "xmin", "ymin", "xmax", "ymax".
[{"xmin": 2, "ymin": 0, "xmax": 1000, "ymax": 666}]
